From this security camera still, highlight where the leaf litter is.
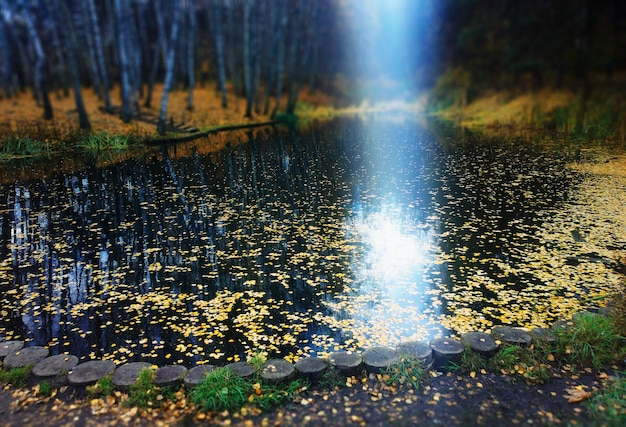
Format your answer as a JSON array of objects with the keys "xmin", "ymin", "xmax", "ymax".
[{"xmin": 0, "ymin": 120, "xmax": 624, "ymax": 368}]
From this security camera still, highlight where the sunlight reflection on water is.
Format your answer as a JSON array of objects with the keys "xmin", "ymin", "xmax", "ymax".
[
  {"xmin": 346, "ymin": 202, "xmax": 439, "ymax": 338},
  {"xmin": 2, "ymin": 119, "xmax": 618, "ymax": 366}
]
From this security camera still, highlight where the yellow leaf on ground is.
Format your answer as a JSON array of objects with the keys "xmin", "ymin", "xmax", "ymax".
[{"xmin": 564, "ymin": 388, "xmax": 592, "ymax": 403}]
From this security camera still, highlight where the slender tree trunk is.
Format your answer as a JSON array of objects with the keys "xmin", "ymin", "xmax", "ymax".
[
  {"xmin": 0, "ymin": 12, "xmax": 12, "ymax": 97},
  {"xmin": 49, "ymin": 11, "xmax": 69, "ymax": 97},
  {"xmin": 18, "ymin": 0, "xmax": 53, "ymax": 120},
  {"xmin": 87, "ymin": 0, "xmax": 112, "ymax": 112},
  {"xmin": 186, "ymin": 0, "xmax": 196, "ymax": 111},
  {"xmin": 284, "ymin": 2, "xmax": 301, "ymax": 115},
  {"xmin": 243, "ymin": 0, "xmax": 253, "ymax": 118},
  {"xmin": 262, "ymin": 2, "xmax": 277, "ymax": 115},
  {"xmin": 144, "ymin": 44, "xmax": 160, "ymax": 109},
  {"xmin": 288, "ymin": 1, "xmax": 317, "ymax": 114},
  {"xmin": 210, "ymin": 0, "xmax": 228, "ymax": 108},
  {"xmin": 114, "ymin": 0, "xmax": 133, "ymax": 122},
  {"xmin": 157, "ymin": 0, "xmax": 182, "ymax": 135},
  {"xmin": 225, "ymin": 1, "xmax": 240, "ymax": 110},
  {"xmin": 81, "ymin": 2, "xmax": 102, "ymax": 97},
  {"xmin": 307, "ymin": 7, "xmax": 321, "ymax": 93},
  {"xmin": 126, "ymin": 2, "xmax": 141, "ymax": 114},
  {"xmin": 56, "ymin": 0, "xmax": 90, "ymax": 129},
  {"xmin": 134, "ymin": 1, "xmax": 150, "ymax": 96},
  {"xmin": 145, "ymin": 1, "xmax": 168, "ymax": 109},
  {"xmin": 252, "ymin": 1, "xmax": 263, "ymax": 113},
  {"xmin": 271, "ymin": 0, "xmax": 288, "ymax": 117}
]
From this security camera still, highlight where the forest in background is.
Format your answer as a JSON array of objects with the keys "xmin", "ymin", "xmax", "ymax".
[{"xmin": 0, "ymin": 0, "xmax": 625, "ymax": 138}]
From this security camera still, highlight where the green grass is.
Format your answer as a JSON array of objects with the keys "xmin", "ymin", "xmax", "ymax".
[
  {"xmin": 451, "ymin": 343, "xmax": 552, "ymax": 384},
  {"xmin": 189, "ymin": 366, "xmax": 250, "ymax": 412},
  {"xmin": 273, "ymin": 112, "xmax": 299, "ymax": 127},
  {"xmin": 252, "ymin": 379, "xmax": 303, "ymax": 412},
  {"xmin": 451, "ymin": 311, "xmax": 625, "ymax": 382},
  {"xmin": 382, "ymin": 355, "xmax": 427, "ymax": 389},
  {"xmin": 87, "ymin": 375, "xmax": 115, "ymax": 398},
  {"xmin": 428, "ymin": 66, "xmax": 472, "ymax": 110},
  {"xmin": 190, "ymin": 362, "xmax": 305, "ymax": 414},
  {"xmin": 552, "ymin": 312, "xmax": 625, "ymax": 370},
  {"xmin": 37, "ymin": 380, "xmax": 54, "ymax": 397},
  {"xmin": 0, "ymin": 136, "xmax": 51, "ymax": 160},
  {"xmin": 609, "ymin": 258, "xmax": 626, "ymax": 337},
  {"xmin": 317, "ymin": 367, "xmax": 347, "ymax": 390},
  {"xmin": 587, "ymin": 372, "xmax": 626, "ymax": 426},
  {"xmin": 454, "ymin": 348, "xmax": 488, "ymax": 373},
  {"xmin": 76, "ymin": 132, "xmax": 130, "ymax": 152},
  {"xmin": 126, "ymin": 367, "xmax": 158, "ymax": 408},
  {"xmin": 488, "ymin": 344, "xmax": 552, "ymax": 384},
  {"xmin": 247, "ymin": 352, "xmax": 267, "ymax": 372},
  {"xmin": 0, "ymin": 365, "xmax": 33, "ymax": 387}
]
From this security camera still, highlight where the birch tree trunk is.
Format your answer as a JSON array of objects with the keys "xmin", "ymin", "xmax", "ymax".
[
  {"xmin": 186, "ymin": 0, "xmax": 196, "ymax": 111},
  {"xmin": 271, "ymin": 0, "xmax": 288, "ymax": 117},
  {"xmin": 243, "ymin": 0, "xmax": 253, "ymax": 118},
  {"xmin": 18, "ymin": 0, "xmax": 53, "ymax": 119},
  {"xmin": 157, "ymin": 0, "xmax": 182, "ymax": 135},
  {"xmin": 114, "ymin": 0, "xmax": 133, "ymax": 122},
  {"xmin": 0, "ymin": 9, "xmax": 14, "ymax": 97},
  {"xmin": 288, "ymin": 1, "xmax": 317, "ymax": 114},
  {"xmin": 145, "ymin": 1, "xmax": 168, "ymax": 108},
  {"xmin": 284, "ymin": 1, "xmax": 301, "ymax": 115},
  {"xmin": 210, "ymin": 0, "xmax": 228, "ymax": 108},
  {"xmin": 57, "ymin": 0, "xmax": 90, "ymax": 129},
  {"xmin": 86, "ymin": 0, "xmax": 112, "ymax": 112}
]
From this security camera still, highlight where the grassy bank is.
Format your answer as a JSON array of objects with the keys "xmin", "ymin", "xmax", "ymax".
[
  {"xmin": 428, "ymin": 71, "xmax": 626, "ymax": 146},
  {"xmin": 0, "ymin": 83, "xmax": 332, "ymax": 159}
]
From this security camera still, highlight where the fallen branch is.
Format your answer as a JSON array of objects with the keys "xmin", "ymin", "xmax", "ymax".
[{"xmin": 144, "ymin": 121, "xmax": 282, "ymax": 145}]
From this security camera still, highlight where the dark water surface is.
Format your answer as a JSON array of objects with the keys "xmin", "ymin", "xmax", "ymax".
[{"xmin": 0, "ymin": 119, "xmax": 596, "ymax": 365}]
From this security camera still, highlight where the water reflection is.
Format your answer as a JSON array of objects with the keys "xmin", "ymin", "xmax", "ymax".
[
  {"xmin": 353, "ymin": 205, "xmax": 433, "ymax": 285},
  {"xmin": 1, "ymin": 119, "xmax": 619, "ymax": 367},
  {"xmin": 347, "ymin": 203, "xmax": 439, "ymax": 336}
]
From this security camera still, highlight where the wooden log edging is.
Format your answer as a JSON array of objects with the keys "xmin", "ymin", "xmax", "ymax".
[{"xmin": 0, "ymin": 311, "xmax": 612, "ymax": 391}]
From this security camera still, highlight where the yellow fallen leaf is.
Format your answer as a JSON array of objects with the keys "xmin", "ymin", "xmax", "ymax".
[{"xmin": 564, "ymin": 388, "xmax": 592, "ymax": 403}]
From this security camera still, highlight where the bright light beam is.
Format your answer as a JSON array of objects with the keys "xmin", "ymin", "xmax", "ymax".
[{"xmin": 345, "ymin": 0, "xmax": 417, "ymax": 101}]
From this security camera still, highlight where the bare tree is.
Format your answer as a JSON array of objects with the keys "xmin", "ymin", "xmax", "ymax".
[
  {"xmin": 54, "ymin": 0, "xmax": 90, "ymax": 129},
  {"xmin": 209, "ymin": 0, "xmax": 228, "ymax": 108},
  {"xmin": 185, "ymin": 0, "xmax": 197, "ymax": 111},
  {"xmin": 157, "ymin": 0, "xmax": 182, "ymax": 135},
  {"xmin": 242, "ymin": 0, "xmax": 253, "ymax": 118},
  {"xmin": 0, "ymin": 7, "xmax": 14, "ymax": 97},
  {"xmin": 15, "ymin": 0, "xmax": 54, "ymax": 119},
  {"xmin": 86, "ymin": 0, "xmax": 112, "ymax": 112},
  {"xmin": 287, "ymin": 1, "xmax": 317, "ymax": 114},
  {"xmin": 113, "ymin": 0, "xmax": 133, "ymax": 122},
  {"xmin": 271, "ymin": 0, "xmax": 288, "ymax": 117},
  {"xmin": 145, "ymin": 0, "xmax": 168, "ymax": 109}
]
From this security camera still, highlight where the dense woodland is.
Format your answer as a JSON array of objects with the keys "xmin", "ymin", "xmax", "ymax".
[
  {"xmin": 438, "ymin": 0, "xmax": 626, "ymax": 92},
  {"xmin": 0, "ymin": 0, "xmax": 336, "ymax": 133},
  {"xmin": 0, "ymin": 0, "xmax": 624, "ymax": 134}
]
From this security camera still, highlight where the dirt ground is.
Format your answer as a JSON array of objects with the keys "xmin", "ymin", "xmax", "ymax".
[{"xmin": 0, "ymin": 369, "xmax": 608, "ymax": 427}]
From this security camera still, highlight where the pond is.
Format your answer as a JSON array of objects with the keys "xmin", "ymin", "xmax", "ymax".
[{"xmin": 0, "ymin": 118, "xmax": 623, "ymax": 366}]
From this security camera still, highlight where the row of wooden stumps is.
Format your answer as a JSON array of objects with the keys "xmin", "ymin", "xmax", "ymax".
[{"xmin": 0, "ymin": 325, "xmax": 549, "ymax": 391}]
